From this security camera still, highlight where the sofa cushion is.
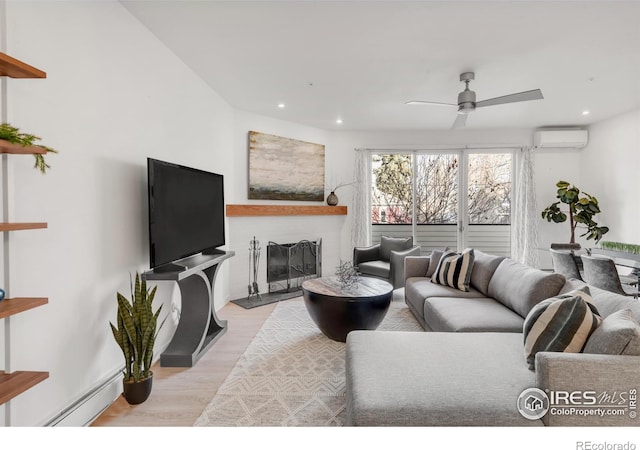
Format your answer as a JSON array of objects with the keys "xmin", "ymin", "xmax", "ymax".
[
  {"xmin": 470, "ymin": 250, "xmax": 505, "ymax": 296},
  {"xmin": 425, "ymin": 247, "xmax": 448, "ymax": 278},
  {"xmin": 583, "ymin": 308, "xmax": 640, "ymax": 356},
  {"xmin": 431, "ymin": 248, "xmax": 475, "ymax": 292},
  {"xmin": 404, "ymin": 277, "xmax": 486, "ymax": 327},
  {"xmin": 564, "ymin": 280, "xmax": 640, "ymax": 320},
  {"xmin": 587, "ymin": 285, "xmax": 640, "ymax": 322},
  {"xmin": 523, "ymin": 288, "xmax": 602, "ymax": 370},
  {"xmin": 379, "ymin": 236, "xmax": 412, "ymax": 262},
  {"xmin": 424, "ymin": 297, "xmax": 524, "ymax": 332},
  {"xmin": 559, "ymin": 278, "xmax": 588, "ymax": 295},
  {"xmin": 406, "ymin": 277, "xmax": 486, "ymax": 303},
  {"xmin": 488, "ymin": 259, "xmax": 566, "ymax": 318},
  {"xmin": 345, "ymin": 331, "xmax": 540, "ymax": 426},
  {"xmin": 357, "ymin": 260, "xmax": 389, "ymax": 279}
]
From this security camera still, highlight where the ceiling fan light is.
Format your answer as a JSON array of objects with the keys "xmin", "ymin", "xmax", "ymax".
[{"xmin": 458, "ymin": 102, "xmax": 475, "ymax": 113}]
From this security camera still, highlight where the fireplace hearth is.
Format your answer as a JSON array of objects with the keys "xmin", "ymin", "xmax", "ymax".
[{"xmin": 231, "ymin": 238, "xmax": 322, "ymax": 310}]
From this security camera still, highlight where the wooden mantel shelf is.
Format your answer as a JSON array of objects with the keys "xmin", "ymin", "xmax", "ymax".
[{"xmin": 226, "ymin": 204, "xmax": 347, "ymax": 217}]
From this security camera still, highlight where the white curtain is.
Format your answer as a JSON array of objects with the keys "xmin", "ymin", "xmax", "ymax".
[
  {"xmin": 513, "ymin": 147, "xmax": 540, "ymax": 267},
  {"xmin": 351, "ymin": 149, "xmax": 371, "ymax": 248}
]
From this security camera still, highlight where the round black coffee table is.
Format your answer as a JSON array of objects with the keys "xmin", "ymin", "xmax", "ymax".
[{"xmin": 301, "ymin": 277, "xmax": 393, "ymax": 342}]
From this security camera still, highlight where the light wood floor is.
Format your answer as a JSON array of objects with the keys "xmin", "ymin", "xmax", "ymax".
[{"xmin": 91, "ymin": 300, "xmax": 276, "ymax": 427}]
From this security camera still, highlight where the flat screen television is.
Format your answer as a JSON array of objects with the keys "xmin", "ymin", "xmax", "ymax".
[{"xmin": 147, "ymin": 158, "xmax": 225, "ymax": 269}]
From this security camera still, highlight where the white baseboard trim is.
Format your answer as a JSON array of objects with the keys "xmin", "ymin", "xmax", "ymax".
[{"xmin": 44, "ymin": 369, "xmax": 123, "ymax": 427}]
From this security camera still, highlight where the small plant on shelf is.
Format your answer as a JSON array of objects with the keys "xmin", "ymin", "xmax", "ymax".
[{"xmin": 0, "ymin": 123, "xmax": 58, "ymax": 173}]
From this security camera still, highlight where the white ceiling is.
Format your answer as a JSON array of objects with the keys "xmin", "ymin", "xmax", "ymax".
[{"xmin": 121, "ymin": 0, "xmax": 640, "ymax": 131}]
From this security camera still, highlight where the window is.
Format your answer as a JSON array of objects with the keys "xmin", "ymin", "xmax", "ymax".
[
  {"xmin": 416, "ymin": 154, "xmax": 458, "ymax": 225},
  {"xmin": 370, "ymin": 150, "xmax": 513, "ymax": 257},
  {"xmin": 372, "ymin": 154, "xmax": 412, "ymax": 225},
  {"xmin": 467, "ymin": 153, "xmax": 512, "ymax": 225}
]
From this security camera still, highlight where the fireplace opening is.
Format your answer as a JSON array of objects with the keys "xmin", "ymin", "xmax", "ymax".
[{"xmin": 267, "ymin": 239, "xmax": 322, "ymax": 293}]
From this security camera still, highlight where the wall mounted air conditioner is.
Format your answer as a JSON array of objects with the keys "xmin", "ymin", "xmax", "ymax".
[{"xmin": 533, "ymin": 129, "xmax": 588, "ymax": 149}]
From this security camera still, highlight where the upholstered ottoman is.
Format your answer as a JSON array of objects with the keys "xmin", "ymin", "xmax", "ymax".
[{"xmin": 345, "ymin": 330, "xmax": 541, "ymax": 426}]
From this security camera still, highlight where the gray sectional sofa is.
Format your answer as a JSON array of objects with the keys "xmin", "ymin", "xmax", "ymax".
[{"xmin": 345, "ymin": 249, "xmax": 640, "ymax": 426}]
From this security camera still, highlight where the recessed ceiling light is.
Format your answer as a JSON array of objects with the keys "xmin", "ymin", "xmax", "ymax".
[
  {"xmin": 582, "ymin": 110, "xmax": 590, "ymax": 116},
  {"xmin": 336, "ymin": 118, "xmax": 343, "ymax": 125},
  {"xmin": 277, "ymin": 103, "xmax": 286, "ymax": 109}
]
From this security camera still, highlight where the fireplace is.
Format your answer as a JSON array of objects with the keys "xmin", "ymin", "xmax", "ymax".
[{"xmin": 267, "ymin": 239, "xmax": 322, "ymax": 293}]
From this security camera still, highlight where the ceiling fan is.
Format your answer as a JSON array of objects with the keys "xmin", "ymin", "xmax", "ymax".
[{"xmin": 406, "ymin": 72, "xmax": 544, "ymax": 129}]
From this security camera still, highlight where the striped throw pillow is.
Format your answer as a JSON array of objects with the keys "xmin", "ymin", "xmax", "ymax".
[
  {"xmin": 430, "ymin": 248, "xmax": 475, "ymax": 292},
  {"xmin": 523, "ymin": 287, "xmax": 602, "ymax": 370}
]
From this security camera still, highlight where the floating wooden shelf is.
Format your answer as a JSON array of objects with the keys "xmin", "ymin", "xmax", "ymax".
[
  {"xmin": 0, "ymin": 51, "xmax": 49, "ymax": 408},
  {"xmin": 226, "ymin": 204, "xmax": 347, "ymax": 217},
  {"xmin": 0, "ymin": 222, "xmax": 48, "ymax": 232},
  {"xmin": 0, "ymin": 139, "xmax": 47, "ymax": 155},
  {"xmin": 0, "ymin": 371, "xmax": 49, "ymax": 405},
  {"xmin": 0, "ymin": 297, "xmax": 48, "ymax": 320},
  {"xmin": 0, "ymin": 52, "xmax": 46, "ymax": 79}
]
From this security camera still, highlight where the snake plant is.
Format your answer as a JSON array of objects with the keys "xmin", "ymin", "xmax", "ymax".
[{"xmin": 110, "ymin": 273, "xmax": 162, "ymax": 383}]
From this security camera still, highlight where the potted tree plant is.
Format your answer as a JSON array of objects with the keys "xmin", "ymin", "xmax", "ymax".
[
  {"xmin": 541, "ymin": 180, "xmax": 609, "ymax": 250},
  {"xmin": 110, "ymin": 273, "xmax": 163, "ymax": 405}
]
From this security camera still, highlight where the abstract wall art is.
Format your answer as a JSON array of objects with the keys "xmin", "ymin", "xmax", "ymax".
[{"xmin": 248, "ymin": 131, "xmax": 325, "ymax": 201}]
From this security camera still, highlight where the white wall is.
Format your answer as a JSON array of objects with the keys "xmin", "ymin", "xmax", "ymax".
[
  {"xmin": 580, "ymin": 108, "xmax": 640, "ymax": 244},
  {"xmin": 226, "ymin": 112, "xmax": 347, "ymax": 301},
  {"xmin": 2, "ymin": 1, "xmax": 234, "ymax": 425}
]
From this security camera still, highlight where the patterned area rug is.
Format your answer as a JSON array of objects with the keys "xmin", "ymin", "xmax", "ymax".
[{"xmin": 194, "ymin": 297, "xmax": 421, "ymax": 426}]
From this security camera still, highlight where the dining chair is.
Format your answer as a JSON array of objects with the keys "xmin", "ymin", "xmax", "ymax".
[
  {"xmin": 581, "ymin": 255, "xmax": 638, "ymax": 298},
  {"xmin": 549, "ymin": 248, "xmax": 583, "ymax": 280}
]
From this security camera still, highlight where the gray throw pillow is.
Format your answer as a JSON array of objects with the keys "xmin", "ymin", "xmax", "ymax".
[
  {"xmin": 379, "ymin": 236, "xmax": 412, "ymax": 262},
  {"xmin": 583, "ymin": 309, "xmax": 640, "ymax": 356},
  {"xmin": 523, "ymin": 287, "xmax": 602, "ymax": 371},
  {"xmin": 469, "ymin": 250, "xmax": 505, "ymax": 296},
  {"xmin": 488, "ymin": 258, "xmax": 566, "ymax": 318},
  {"xmin": 425, "ymin": 247, "xmax": 449, "ymax": 278}
]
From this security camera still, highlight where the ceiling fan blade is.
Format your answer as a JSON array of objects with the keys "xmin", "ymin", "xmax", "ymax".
[
  {"xmin": 451, "ymin": 113, "xmax": 467, "ymax": 129},
  {"xmin": 475, "ymin": 89, "xmax": 543, "ymax": 108},
  {"xmin": 405, "ymin": 100, "xmax": 457, "ymax": 107}
]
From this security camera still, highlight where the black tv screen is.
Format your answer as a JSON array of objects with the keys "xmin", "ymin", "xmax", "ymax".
[{"xmin": 147, "ymin": 158, "xmax": 225, "ymax": 269}]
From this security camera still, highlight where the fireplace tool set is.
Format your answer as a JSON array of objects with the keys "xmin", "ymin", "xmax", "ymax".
[{"xmin": 247, "ymin": 236, "xmax": 262, "ymax": 303}]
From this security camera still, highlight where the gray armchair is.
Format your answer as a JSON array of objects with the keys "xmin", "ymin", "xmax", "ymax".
[{"xmin": 353, "ymin": 236, "xmax": 421, "ymax": 288}]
